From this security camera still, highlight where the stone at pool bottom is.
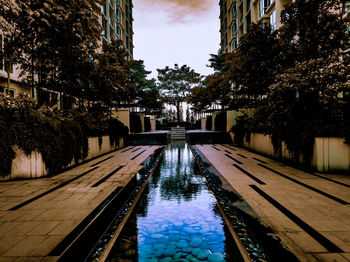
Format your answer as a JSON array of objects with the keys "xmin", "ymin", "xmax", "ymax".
[
  {"xmin": 189, "ymin": 237, "xmax": 202, "ymax": 247},
  {"xmin": 208, "ymin": 253, "xmax": 224, "ymax": 262},
  {"xmin": 176, "ymin": 239, "xmax": 189, "ymax": 248}
]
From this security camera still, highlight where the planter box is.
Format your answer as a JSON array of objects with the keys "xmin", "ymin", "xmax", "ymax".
[
  {"xmin": 233, "ymin": 132, "xmax": 349, "ymax": 172},
  {"xmin": 2, "ymin": 135, "xmax": 124, "ymax": 181}
]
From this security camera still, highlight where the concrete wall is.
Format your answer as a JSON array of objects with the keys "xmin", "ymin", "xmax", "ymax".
[
  {"xmin": 112, "ymin": 108, "xmax": 130, "ymax": 133},
  {"xmin": 3, "ymin": 135, "xmax": 124, "ymax": 181},
  {"xmin": 235, "ymin": 132, "xmax": 350, "ymax": 172}
]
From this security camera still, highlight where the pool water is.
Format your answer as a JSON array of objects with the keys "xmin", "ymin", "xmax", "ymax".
[{"xmin": 106, "ymin": 143, "xmax": 244, "ymax": 262}]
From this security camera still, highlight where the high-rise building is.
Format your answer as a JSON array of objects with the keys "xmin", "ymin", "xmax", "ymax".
[
  {"xmin": 101, "ymin": 0, "xmax": 134, "ymax": 57},
  {"xmin": 219, "ymin": 0, "xmax": 291, "ymax": 53}
]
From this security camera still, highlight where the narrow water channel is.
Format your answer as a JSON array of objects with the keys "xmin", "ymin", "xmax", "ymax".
[{"xmin": 106, "ymin": 143, "xmax": 244, "ymax": 262}]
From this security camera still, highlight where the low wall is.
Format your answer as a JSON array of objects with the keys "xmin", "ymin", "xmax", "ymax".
[
  {"xmin": 236, "ymin": 132, "xmax": 349, "ymax": 172},
  {"xmin": 3, "ymin": 135, "xmax": 124, "ymax": 181}
]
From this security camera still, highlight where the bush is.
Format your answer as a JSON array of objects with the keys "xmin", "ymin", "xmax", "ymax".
[{"xmin": 0, "ymin": 94, "xmax": 127, "ymax": 177}]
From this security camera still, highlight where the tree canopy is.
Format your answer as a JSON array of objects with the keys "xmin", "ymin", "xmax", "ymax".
[{"xmin": 157, "ymin": 64, "xmax": 201, "ymax": 122}]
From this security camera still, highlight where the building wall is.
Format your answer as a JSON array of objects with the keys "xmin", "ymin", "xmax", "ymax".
[
  {"xmin": 101, "ymin": 0, "xmax": 133, "ymax": 57},
  {"xmin": 220, "ymin": 0, "xmax": 292, "ymax": 53}
]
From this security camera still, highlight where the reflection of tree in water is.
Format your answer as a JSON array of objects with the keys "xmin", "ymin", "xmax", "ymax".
[{"xmin": 159, "ymin": 143, "xmax": 202, "ymax": 202}]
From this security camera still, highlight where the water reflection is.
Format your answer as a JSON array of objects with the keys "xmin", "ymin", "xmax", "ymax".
[{"xmin": 106, "ymin": 143, "xmax": 243, "ymax": 262}]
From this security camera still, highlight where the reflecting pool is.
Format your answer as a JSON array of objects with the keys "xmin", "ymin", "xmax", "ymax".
[{"xmin": 106, "ymin": 143, "xmax": 244, "ymax": 262}]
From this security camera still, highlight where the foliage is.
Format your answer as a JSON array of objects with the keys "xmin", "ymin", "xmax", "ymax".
[
  {"xmin": 233, "ymin": 53, "xmax": 350, "ymax": 163},
  {"xmin": 0, "ymin": 94, "xmax": 127, "ymax": 177},
  {"xmin": 157, "ymin": 64, "xmax": 202, "ymax": 122},
  {"xmin": 92, "ymin": 39, "xmax": 128, "ymax": 107},
  {"xmin": 280, "ymin": 0, "xmax": 348, "ymax": 61}
]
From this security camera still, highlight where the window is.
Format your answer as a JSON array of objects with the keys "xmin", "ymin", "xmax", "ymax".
[
  {"xmin": 232, "ymin": 37, "xmax": 238, "ymax": 50},
  {"xmin": 270, "ymin": 10, "xmax": 276, "ymax": 30},
  {"xmin": 116, "ymin": 8, "xmax": 121, "ymax": 22},
  {"xmin": 116, "ymin": 26, "xmax": 122, "ymax": 38},
  {"xmin": 101, "ymin": 4, "xmax": 107, "ymax": 16},
  {"xmin": 232, "ymin": 5, "xmax": 236, "ymax": 18},
  {"xmin": 232, "ymin": 23, "xmax": 237, "ymax": 35},
  {"xmin": 102, "ymin": 17, "xmax": 107, "ymax": 37},
  {"xmin": 259, "ymin": 0, "xmax": 270, "ymax": 18}
]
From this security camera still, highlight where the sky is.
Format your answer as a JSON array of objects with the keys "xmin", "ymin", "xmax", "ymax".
[{"xmin": 133, "ymin": 0, "xmax": 220, "ymax": 79}]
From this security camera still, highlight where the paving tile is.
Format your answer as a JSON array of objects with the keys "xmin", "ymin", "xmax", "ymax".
[
  {"xmin": 0, "ymin": 236, "xmax": 25, "ymax": 256},
  {"xmin": 14, "ymin": 257, "xmax": 44, "ymax": 262},
  {"xmin": 0, "ymin": 257, "xmax": 17, "ymax": 262},
  {"xmin": 41, "ymin": 256, "xmax": 59, "ymax": 262},
  {"xmin": 0, "ymin": 222, "xmax": 22, "ymax": 235},
  {"xmin": 5, "ymin": 221, "xmax": 41, "ymax": 236},
  {"xmin": 30, "ymin": 236, "xmax": 63, "ymax": 256},
  {"xmin": 4, "ymin": 236, "xmax": 48, "ymax": 256},
  {"xmin": 26, "ymin": 221, "xmax": 61, "ymax": 236},
  {"xmin": 312, "ymin": 253, "xmax": 348, "ymax": 262},
  {"xmin": 341, "ymin": 253, "xmax": 350, "ymax": 261}
]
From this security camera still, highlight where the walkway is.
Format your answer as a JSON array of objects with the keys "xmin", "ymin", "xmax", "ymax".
[
  {"xmin": 0, "ymin": 145, "xmax": 162, "ymax": 262},
  {"xmin": 194, "ymin": 144, "xmax": 350, "ymax": 262}
]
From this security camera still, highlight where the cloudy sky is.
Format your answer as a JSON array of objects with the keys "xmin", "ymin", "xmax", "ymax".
[{"xmin": 133, "ymin": 0, "xmax": 220, "ymax": 79}]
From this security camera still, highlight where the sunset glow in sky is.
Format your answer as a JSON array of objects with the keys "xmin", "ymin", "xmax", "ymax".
[{"xmin": 133, "ymin": 0, "xmax": 220, "ymax": 78}]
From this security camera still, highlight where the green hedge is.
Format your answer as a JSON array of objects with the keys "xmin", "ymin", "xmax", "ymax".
[{"xmin": 0, "ymin": 94, "xmax": 127, "ymax": 177}]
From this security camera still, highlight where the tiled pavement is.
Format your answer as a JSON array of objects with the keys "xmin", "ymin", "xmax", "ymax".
[
  {"xmin": 0, "ymin": 145, "xmax": 161, "ymax": 262},
  {"xmin": 194, "ymin": 144, "xmax": 350, "ymax": 262}
]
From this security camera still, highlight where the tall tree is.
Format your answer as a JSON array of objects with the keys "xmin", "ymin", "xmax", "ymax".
[
  {"xmin": 157, "ymin": 64, "xmax": 201, "ymax": 122},
  {"xmin": 92, "ymin": 39, "xmax": 127, "ymax": 109}
]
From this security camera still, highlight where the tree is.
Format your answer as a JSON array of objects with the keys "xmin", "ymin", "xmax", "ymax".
[
  {"xmin": 92, "ymin": 39, "xmax": 127, "ymax": 109},
  {"xmin": 188, "ymin": 85, "xmax": 210, "ymax": 114},
  {"xmin": 223, "ymin": 23, "xmax": 278, "ymax": 106},
  {"xmin": 1, "ymin": 0, "xmax": 103, "ymax": 105},
  {"xmin": 136, "ymin": 78, "xmax": 163, "ymax": 115},
  {"xmin": 280, "ymin": 0, "xmax": 348, "ymax": 61},
  {"xmin": 157, "ymin": 64, "xmax": 201, "ymax": 122}
]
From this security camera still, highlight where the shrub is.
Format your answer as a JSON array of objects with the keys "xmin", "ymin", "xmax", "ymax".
[{"xmin": 0, "ymin": 94, "xmax": 127, "ymax": 177}]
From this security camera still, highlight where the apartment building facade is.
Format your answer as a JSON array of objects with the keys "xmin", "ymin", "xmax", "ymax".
[
  {"xmin": 220, "ymin": 0, "xmax": 291, "ymax": 53},
  {"xmin": 101, "ymin": 0, "xmax": 134, "ymax": 57}
]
